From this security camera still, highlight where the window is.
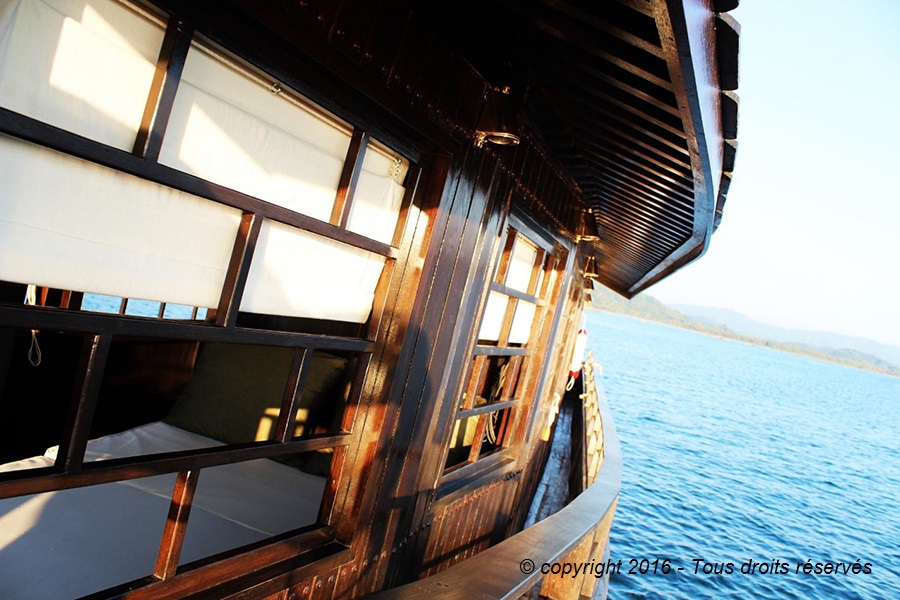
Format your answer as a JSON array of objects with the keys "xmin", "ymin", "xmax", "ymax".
[
  {"xmin": 443, "ymin": 214, "xmax": 564, "ymax": 475},
  {"xmin": 0, "ymin": 1, "xmax": 427, "ymax": 597}
]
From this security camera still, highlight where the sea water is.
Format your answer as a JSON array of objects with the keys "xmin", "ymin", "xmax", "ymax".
[{"xmin": 586, "ymin": 311, "xmax": 900, "ymax": 600}]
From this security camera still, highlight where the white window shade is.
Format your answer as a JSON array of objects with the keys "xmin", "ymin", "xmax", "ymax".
[
  {"xmin": 478, "ymin": 291, "xmax": 508, "ymax": 342},
  {"xmin": 345, "ymin": 140, "xmax": 409, "ymax": 244},
  {"xmin": 159, "ymin": 43, "xmax": 352, "ymax": 222},
  {"xmin": 505, "ymin": 237, "xmax": 538, "ymax": 292},
  {"xmin": 0, "ymin": 0, "xmax": 165, "ymax": 150},
  {"xmin": 240, "ymin": 220, "xmax": 385, "ymax": 323},
  {"xmin": 508, "ymin": 301, "xmax": 537, "ymax": 345},
  {"xmin": 0, "ymin": 135, "xmax": 242, "ymax": 308}
]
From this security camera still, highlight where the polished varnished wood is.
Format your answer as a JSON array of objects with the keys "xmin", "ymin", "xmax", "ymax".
[
  {"xmin": 215, "ymin": 212, "xmax": 263, "ymax": 329},
  {"xmin": 133, "ymin": 19, "xmax": 193, "ymax": 161},
  {"xmin": 56, "ymin": 335, "xmax": 112, "ymax": 472},
  {"xmin": 154, "ymin": 469, "xmax": 200, "ymax": 580},
  {"xmin": 374, "ymin": 355, "xmax": 621, "ymax": 599},
  {"xmin": 0, "ymin": 0, "xmax": 738, "ymax": 596}
]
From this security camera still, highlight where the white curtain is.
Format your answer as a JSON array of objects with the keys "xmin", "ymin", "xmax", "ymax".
[
  {"xmin": 0, "ymin": 135, "xmax": 242, "ymax": 308},
  {"xmin": 345, "ymin": 140, "xmax": 409, "ymax": 244},
  {"xmin": 240, "ymin": 220, "xmax": 386, "ymax": 323},
  {"xmin": 159, "ymin": 42, "xmax": 352, "ymax": 223},
  {"xmin": 506, "ymin": 236, "xmax": 538, "ymax": 292},
  {"xmin": 478, "ymin": 291, "xmax": 508, "ymax": 342},
  {"xmin": 0, "ymin": 0, "xmax": 165, "ymax": 150},
  {"xmin": 508, "ymin": 301, "xmax": 536, "ymax": 345}
]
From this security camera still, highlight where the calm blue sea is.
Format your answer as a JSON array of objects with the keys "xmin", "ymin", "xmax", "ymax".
[{"xmin": 586, "ymin": 311, "xmax": 900, "ymax": 600}]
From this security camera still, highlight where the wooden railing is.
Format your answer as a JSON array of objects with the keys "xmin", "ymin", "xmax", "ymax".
[
  {"xmin": 581, "ymin": 354, "xmax": 606, "ymax": 489},
  {"xmin": 377, "ymin": 353, "xmax": 621, "ymax": 599}
]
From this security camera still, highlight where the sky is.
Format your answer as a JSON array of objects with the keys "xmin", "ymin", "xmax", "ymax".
[{"xmin": 648, "ymin": 0, "xmax": 900, "ymax": 347}]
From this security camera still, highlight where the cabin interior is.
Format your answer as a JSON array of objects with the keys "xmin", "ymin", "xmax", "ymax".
[{"xmin": 0, "ymin": 0, "xmax": 738, "ymax": 598}]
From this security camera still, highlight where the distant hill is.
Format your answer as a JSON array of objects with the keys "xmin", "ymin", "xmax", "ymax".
[
  {"xmin": 588, "ymin": 286, "xmax": 900, "ymax": 377},
  {"xmin": 671, "ymin": 305, "xmax": 900, "ymax": 368}
]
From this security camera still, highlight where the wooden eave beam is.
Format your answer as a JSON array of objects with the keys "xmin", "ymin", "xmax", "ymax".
[
  {"xmin": 626, "ymin": 0, "xmax": 724, "ymax": 295},
  {"xmin": 587, "ymin": 176, "xmax": 695, "ymax": 221}
]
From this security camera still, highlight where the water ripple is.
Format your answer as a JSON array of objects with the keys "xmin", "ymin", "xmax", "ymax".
[{"xmin": 589, "ymin": 312, "xmax": 900, "ymax": 599}]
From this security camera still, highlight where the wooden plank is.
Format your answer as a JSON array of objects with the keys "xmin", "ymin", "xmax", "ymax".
[
  {"xmin": 154, "ymin": 469, "xmax": 200, "ymax": 580},
  {"xmin": 330, "ymin": 129, "xmax": 369, "ymax": 227},
  {"xmin": 0, "ymin": 433, "xmax": 349, "ymax": 500},
  {"xmin": 0, "ymin": 305, "xmax": 373, "ymax": 353},
  {"xmin": 460, "ymin": 356, "xmax": 486, "ymax": 411},
  {"xmin": 352, "ymin": 150, "xmax": 496, "ymax": 590},
  {"xmin": 55, "ymin": 334, "xmax": 111, "ymax": 471},
  {"xmin": 121, "ymin": 540, "xmax": 350, "ymax": 600},
  {"xmin": 488, "ymin": 282, "xmax": 543, "ymax": 306},
  {"xmin": 360, "ymin": 0, "xmax": 410, "ymax": 83},
  {"xmin": 274, "ymin": 348, "xmax": 310, "ymax": 443},
  {"xmin": 133, "ymin": 19, "xmax": 193, "ymax": 161},
  {"xmin": 390, "ymin": 165, "xmax": 422, "ymax": 250},
  {"xmin": 216, "ymin": 212, "xmax": 263, "ymax": 328},
  {"xmin": 330, "ymin": 0, "xmax": 379, "ymax": 62},
  {"xmin": 455, "ymin": 400, "xmax": 518, "ymax": 422},
  {"xmin": 374, "ymin": 426, "xmax": 620, "ymax": 599},
  {"xmin": 542, "ymin": 0, "xmax": 663, "ymax": 57},
  {"xmin": 471, "ymin": 346, "xmax": 529, "ymax": 357},
  {"xmin": 331, "ymin": 155, "xmax": 452, "ymax": 571}
]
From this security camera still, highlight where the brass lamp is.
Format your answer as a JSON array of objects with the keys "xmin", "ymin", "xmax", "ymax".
[{"xmin": 474, "ymin": 85, "xmax": 521, "ymax": 148}]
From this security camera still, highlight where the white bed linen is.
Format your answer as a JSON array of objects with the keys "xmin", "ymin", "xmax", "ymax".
[{"xmin": 0, "ymin": 422, "xmax": 326, "ymax": 599}]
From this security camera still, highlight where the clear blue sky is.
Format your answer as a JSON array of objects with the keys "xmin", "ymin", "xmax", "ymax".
[{"xmin": 649, "ymin": 0, "xmax": 900, "ymax": 347}]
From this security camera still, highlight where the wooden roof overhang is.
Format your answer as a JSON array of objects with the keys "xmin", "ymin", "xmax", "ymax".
[{"xmin": 423, "ymin": 0, "xmax": 740, "ymax": 297}]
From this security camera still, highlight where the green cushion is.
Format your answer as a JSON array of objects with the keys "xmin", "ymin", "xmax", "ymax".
[{"xmin": 165, "ymin": 343, "xmax": 348, "ymax": 445}]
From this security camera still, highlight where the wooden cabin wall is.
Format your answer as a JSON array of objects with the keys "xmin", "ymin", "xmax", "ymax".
[
  {"xmin": 161, "ymin": 1, "xmax": 592, "ymax": 597},
  {"xmin": 0, "ymin": 0, "xmax": 592, "ymax": 597}
]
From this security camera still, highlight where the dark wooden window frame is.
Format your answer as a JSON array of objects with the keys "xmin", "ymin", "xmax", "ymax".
[
  {"xmin": 0, "ymin": 0, "xmax": 441, "ymax": 595},
  {"xmin": 438, "ymin": 209, "xmax": 568, "ymax": 494}
]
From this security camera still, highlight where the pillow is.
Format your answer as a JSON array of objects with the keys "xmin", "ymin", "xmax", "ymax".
[{"xmin": 165, "ymin": 343, "xmax": 348, "ymax": 444}]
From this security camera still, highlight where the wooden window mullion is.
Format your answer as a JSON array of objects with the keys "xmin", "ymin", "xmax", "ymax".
[
  {"xmin": 526, "ymin": 249, "xmax": 545, "ymax": 296},
  {"xmin": 154, "ymin": 469, "xmax": 200, "ymax": 580},
  {"xmin": 274, "ymin": 348, "xmax": 310, "ymax": 443},
  {"xmin": 330, "ymin": 129, "xmax": 369, "ymax": 228},
  {"xmin": 462, "ymin": 356, "xmax": 487, "ymax": 410},
  {"xmin": 133, "ymin": 19, "xmax": 194, "ymax": 161},
  {"xmin": 497, "ymin": 296, "xmax": 517, "ymax": 347},
  {"xmin": 365, "ymin": 258, "xmax": 395, "ymax": 341},
  {"xmin": 495, "ymin": 228, "xmax": 516, "ymax": 285},
  {"xmin": 55, "ymin": 334, "xmax": 112, "ymax": 472},
  {"xmin": 390, "ymin": 165, "xmax": 422, "ymax": 248},
  {"xmin": 467, "ymin": 415, "xmax": 488, "ymax": 462},
  {"xmin": 215, "ymin": 212, "xmax": 263, "ymax": 328}
]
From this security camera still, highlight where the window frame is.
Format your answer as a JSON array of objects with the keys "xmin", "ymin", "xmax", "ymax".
[
  {"xmin": 439, "ymin": 209, "xmax": 568, "ymax": 492},
  {"xmin": 0, "ymin": 0, "xmax": 441, "ymax": 594}
]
